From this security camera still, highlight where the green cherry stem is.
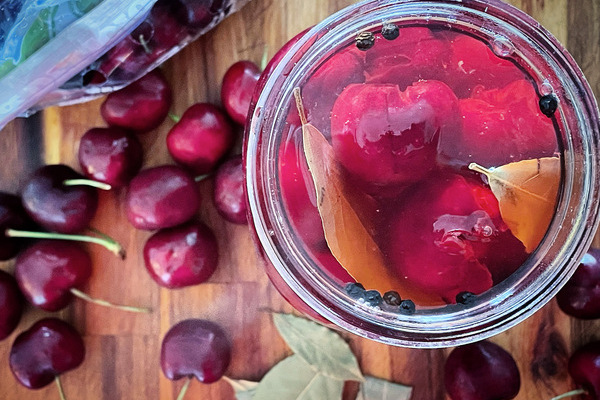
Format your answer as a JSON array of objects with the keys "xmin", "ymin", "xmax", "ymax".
[
  {"xmin": 176, "ymin": 377, "xmax": 192, "ymax": 400},
  {"xmin": 63, "ymin": 179, "xmax": 112, "ymax": 191},
  {"xmin": 5, "ymin": 229, "xmax": 126, "ymax": 259},
  {"xmin": 70, "ymin": 288, "xmax": 151, "ymax": 314},
  {"xmin": 139, "ymin": 34, "xmax": 152, "ymax": 54},
  {"xmin": 55, "ymin": 376, "xmax": 67, "ymax": 400},
  {"xmin": 194, "ymin": 173, "xmax": 211, "ymax": 183},
  {"xmin": 169, "ymin": 112, "xmax": 181, "ymax": 123},
  {"xmin": 550, "ymin": 389, "xmax": 587, "ymax": 400}
]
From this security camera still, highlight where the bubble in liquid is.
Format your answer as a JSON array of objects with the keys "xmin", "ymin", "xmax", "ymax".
[
  {"xmin": 540, "ymin": 81, "xmax": 554, "ymax": 96},
  {"xmin": 491, "ymin": 36, "xmax": 514, "ymax": 57}
]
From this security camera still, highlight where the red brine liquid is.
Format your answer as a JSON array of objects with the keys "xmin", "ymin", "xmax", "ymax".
[{"xmin": 277, "ymin": 25, "xmax": 559, "ymax": 308}]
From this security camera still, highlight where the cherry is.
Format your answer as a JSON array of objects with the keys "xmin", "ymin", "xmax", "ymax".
[
  {"xmin": 174, "ymin": 0, "xmax": 226, "ymax": 28},
  {"xmin": 161, "ymin": 319, "xmax": 231, "ymax": 398},
  {"xmin": 9, "ymin": 318, "xmax": 85, "ymax": 392},
  {"xmin": 78, "ymin": 127, "xmax": 143, "ymax": 188},
  {"xmin": 21, "ymin": 164, "xmax": 105, "ymax": 234},
  {"xmin": 166, "ymin": 103, "xmax": 234, "ymax": 174},
  {"xmin": 331, "ymin": 81, "xmax": 459, "ymax": 193},
  {"xmin": 556, "ymin": 248, "xmax": 600, "ymax": 319},
  {"xmin": 0, "ymin": 190, "xmax": 124, "ymax": 258},
  {"xmin": 278, "ymin": 131, "xmax": 326, "ymax": 247},
  {"xmin": 0, "ymin": 270, "xmax": 23, "ymax": 341},
  {"xmin": 221, "ymin": 60, "xmax": 261, "ymax": 125},
  {"xmin": 98, "ymin": 0, "xmax": 187, "ymax": 81},
  {"xmin": 447, "ymin": 34, "xmax": 524, "ymax": 98},
  {"xmin": 144, "ymin": 222, "xmax": 218, "ymax": 289},
  {"xmin": 364, "ymin": 27, "xmax": 450, "ymax": 90},
  {"xmin": 386, "ymin": 173, "xmax": 521, "ymax": 303},
  {"xmin": 0, "ymin": 192, "xmax": 33, "ymax": 260},
  {"xmin": 438, "ymin": 79, "xmax": 557, "ymax": 168},
  {"xmin": 126, "ymin": 165, "xmax": 200, "ymax": 230},
  {"xmin": 101, "ymin": 69, "xmax": 173, "ymax": 133},
  {"xmin": 213, "ymin": 155, "xmax": 247, "ymax": 224},
  {"xmin": 15, "ymin": 240, "xmax": 149, "ymax": 313},
  {"xmin": 302, "ymin": 45, "xmax": 365, "ymax": 133},
  {"xmin": 444, "ymin": 340, "xmax": 521, "ymax": 400},
  {"xmin": 563, "ymin": 341, "xmax": 600, "ymax": 400}
]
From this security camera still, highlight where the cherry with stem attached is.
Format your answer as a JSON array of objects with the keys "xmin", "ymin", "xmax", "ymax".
[
  {"xmin": 10, "ymin": 318, "xmax": 85, "ymax": 399},
  {"xmin": 15, "ymin": 240, "xmax": 149, "ymax": 313},
  {"xmin": 550, "ymin": 341, "xmax": 600, "ymax": 400},
  {"xmin": 161, "ymin": 319, "xmax": 231, "ymax": 400},
  {"xmin": 4, "ymin": 166, "xmax": 126, "ymax": 258}
]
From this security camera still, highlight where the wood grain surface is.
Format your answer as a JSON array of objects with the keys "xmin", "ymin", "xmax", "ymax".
[{"xmin": 1, "ymin": 0, "xmax": 599, "ymax": 399}]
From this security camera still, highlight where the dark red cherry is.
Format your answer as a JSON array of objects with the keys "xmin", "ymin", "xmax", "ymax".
[
  {"xmin": 213, "ymin": 155, "xmax": 247, "ymax": 224},
  {"xmin": 126, "ymin": 165, "xmax": 200, "ymax": 230},
  {"xmin": 166, "ymin": 103, "xmax": 234, "ymax": 174},
  {"xmin": 445, "ymin": 340, "xmax": 520, "ymax": 400},
  {"xmin": 21, "ymin": 164, "xmax": 98, "ymax": 234},
  {"xmin": 0, "ymin": 192, "xmax": 33, "ymax": 260},
  {"xmin": 78, "ymin": 127, "xmax": 143, "ymax": 188},
  {"xmin": 221, "ymin": 60, "xmax": 261, "ymax": 125},
  {"xmin": 15, "ymin": 240, "xmax": 147, "ymax": 313},
  {"xmin": 144, "ymin": 222, "xmax": 218, "ymax": 288},
  {"xmin": 387, "ymin": 173, "xmax": 520, "ymax": 303},
  {"xmin": 174, "ymin": 0, "xmax": 225, "ymax": 28},
  {"xmin": 101, "ymin": 69, "xmax": 173, "ymax": 133},
  {"xmin": 568, "ymin": 341, "xmax": 600, "ymax": 400},
  {"xmin": 15, "ymin": 240, "xmax": 91, "ymax": 312},
  {"xmin": 161, "ymin": 319, "xmax": 231, "ymax": 386},
  {"xmin": 331, "ymin": 81, "xmax": 459, "ymax": 194},
  {"xmin": 556, "ymin": 248, "xmax": 600, "ymax": 319},
  {"xmin": 9, "ymin": 318, "xmax": 85, "ymax": 390},
  {"xmin": 0, "ymin": 270, "xmax": 23, "ymax": 341}
]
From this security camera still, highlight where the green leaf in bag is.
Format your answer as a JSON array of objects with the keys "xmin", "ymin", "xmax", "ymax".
[
  {"xmin": 272, "ymin": 313, "xmax": 363, "ymax": 382},
  {"xmin": 252, "ymin": 355, "xmax": 345, "ymax": 400},
  {"xmin": 223, "ymin": 377, "xmax": 259, "ymax": 400},
  {"xmin": 357, "ymin": 376, "xmax": 413, "ymax": 400}
]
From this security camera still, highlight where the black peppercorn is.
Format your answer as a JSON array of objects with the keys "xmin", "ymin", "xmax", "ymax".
[
  {"xmin": 344, "ymin": 282, "xmax": 366, "ymax": 299},
  {"xmin": 456, "ymin": 291, "xmax": 477, "ymax": 305},
  {"xmin": 539, "ymin": 94, "xmax": 558, "ymax": 117},
  {"xmin": 383, "ymin": 290, "xmax": 402, "ymax": 306},
  {"xmin": 399, "ymin": 299, "xmax": 416, "ymax": 315},
  {"xmin": 356, "ymin": 31, "xmax": 375, "ymax": 51},
  {"xmin": 381, "ymin": 23, "xmax": 399, "ymax": 40}
]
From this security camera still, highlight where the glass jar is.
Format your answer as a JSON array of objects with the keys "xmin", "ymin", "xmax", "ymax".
[{"xmin": 245, "ymin": 0, "xmax": 600, "ymax": 347}]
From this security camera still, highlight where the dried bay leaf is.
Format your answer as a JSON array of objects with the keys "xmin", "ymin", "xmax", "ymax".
[
  {"xmin": 469, "ymin": 157, "xmax": 560, "ymax": 252},
  {"xmin": 252, "ymin": 355, "xmax": 345, "ymax": 400},
  {"xmin": 273, "ymin": 313, "xmax": 363, "ymax": 382},
  {"xmin": 357, "ymin": 376, "xmax": 413, "ymax": 400},
  {"xmin": 293, "ymin": 88, "xmax": 405, "ymax": 293},
  {"xmin": 223, "ymin": 377, "xmax": 259, "ymax": 400}
]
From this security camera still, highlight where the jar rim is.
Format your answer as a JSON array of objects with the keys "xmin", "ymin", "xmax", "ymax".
[{"xmin": 245, "ymin": 0, "xmax": 600, "ymax": 347}]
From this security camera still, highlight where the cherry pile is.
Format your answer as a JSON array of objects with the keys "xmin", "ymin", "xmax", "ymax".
[{"xmin": 0, "ymin": 57, "xmax": 259, "ymax": 397}]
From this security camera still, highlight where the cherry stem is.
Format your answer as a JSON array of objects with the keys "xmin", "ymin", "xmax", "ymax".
[
  {"xmin": 63, "ymin": 179, "xmax": 112, "ymax": 191},
  {"xmin": 293, "ymin": 87, "xmax": 308, "ymax": 126},
  {"xmin": 194, "ymin": 173, "xmax": 210, "ymax": 183},
  {"xmin": 550, "ymin": 389, "xmax": 587, "ymax": 400},
  {"xmin": 176, "ymin": 377, "xmax": 191, "ymax": 400},
  {"xmin": 260, "ymin": 43, "xmax": 269, "ymax": 70},
  {"xmin": 5, "ymin": 228, "xmax": 126, "ymax": 259},
  {"xmin": 139, "ymin": 34, "xmax": 152, "ymax": 54},
  {"xmin": 55, "ymin": 376, "xmax": 67, "ymax": 400},
  {"xmin": 169, "ymin": 112, "xmax": 181, "ymax": 123},
  {"xmin": 468, "ymin": 163, "xmax": 492, "ymax": 177},
  {"xmin": 70, "ymin": 288, "xmax": 151, "ymax": 313}
]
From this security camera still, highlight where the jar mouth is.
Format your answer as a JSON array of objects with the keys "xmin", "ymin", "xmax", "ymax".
[{"xmin": 245, "ymin": 0, "xmax": 600, "ymax": 347}]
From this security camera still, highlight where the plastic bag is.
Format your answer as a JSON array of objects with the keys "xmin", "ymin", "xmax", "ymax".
[{"xmin": 0, "ymin": 0, "xmax": 251, "ymax": 130}]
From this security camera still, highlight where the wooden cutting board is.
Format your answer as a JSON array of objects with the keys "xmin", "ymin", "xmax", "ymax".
[{"xmin": 0, "ymin": 0, "xmax": 599, "ymax": 399}]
